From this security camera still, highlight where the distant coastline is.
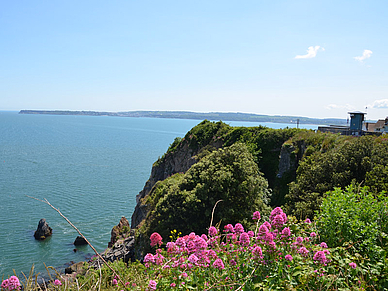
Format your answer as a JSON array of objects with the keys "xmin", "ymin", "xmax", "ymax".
[{"xmin": 19, "ymin": 110, "xmax": 347, "ymax": 126}]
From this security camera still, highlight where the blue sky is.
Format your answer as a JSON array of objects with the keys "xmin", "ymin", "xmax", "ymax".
[{"xmin": 1, "ymin": 0, "xmax": 387, "ymax": 120}]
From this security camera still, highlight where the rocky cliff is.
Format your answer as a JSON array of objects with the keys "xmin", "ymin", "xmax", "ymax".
[
  {"xmin": 131, "ymin": 135, "xmax": 223, "ymax": 229},
  {"xmin": 277, "ymin": 140, "xmax": 307, "ymax": 179}
]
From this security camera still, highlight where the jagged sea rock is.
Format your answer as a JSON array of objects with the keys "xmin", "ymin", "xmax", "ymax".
[
  {"xmin": 34, "ymin": 219, "xmax": 52, "ymax": 240},
  {"xmin": 65, "ymin": 261, "xmax": 86, "ymax": 275},
  {"xmin": 73, "ymin": 236, "xmax": 88, "ymax": 246},
  {"xmin": 108, "ymin": 216, "xmax": 130, "ymax": 248},
  {"xmin": 89, "ymin": 236, "xmax": 135, "ymax": 269}
]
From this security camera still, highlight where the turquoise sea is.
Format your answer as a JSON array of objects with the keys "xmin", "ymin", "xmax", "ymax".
[{"xmin": 0, "ymin": 111, "xmax": 317, "ymax": 278}]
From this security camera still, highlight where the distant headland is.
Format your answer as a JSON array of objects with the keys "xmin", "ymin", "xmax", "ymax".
[{"xmin": 19, "ymin": 110, "xmax": 347, "ymax": 126}]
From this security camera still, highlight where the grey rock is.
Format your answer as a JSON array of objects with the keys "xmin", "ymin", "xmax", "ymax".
[
  {"xmin": 108, "ymin": 216, "xmax": 130, "ymax": 248},
  {"xmin": 34, "ymin": 219, "xmax": 52, "ymax": 240},
  {"xmin": 89, "ymin": 236, "xmax": 135, "ymax": 269},
  {"xmin": 65, "ymin": 261, "xmax": 86, "ymax": 275}
]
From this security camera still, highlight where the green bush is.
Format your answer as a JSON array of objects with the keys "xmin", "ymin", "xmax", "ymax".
[{"xmin": 316, "ymin": 185, "xmax": 388, "ymax": 286}]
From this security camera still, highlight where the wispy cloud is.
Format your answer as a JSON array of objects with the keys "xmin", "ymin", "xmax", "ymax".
[
  {"xmin": 325, "ymin": 104, "xmax": 355, "ymax": 110},
  {"xmin": 354, "ymin": 50, "xmax": 373, "ymax": 62},
  {"xmin": 368, "ymin": 99, "xmax": 388, "ymax": 109},
  {"xmin": 295, "ymin": 46, "xmax": 324, "ymax": 59}
]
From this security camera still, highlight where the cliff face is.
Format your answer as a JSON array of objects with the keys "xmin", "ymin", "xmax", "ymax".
[
  {"xmin": 131, "ymin": 139, "xmax": 223, "ymax": 228},
  {"xmin": 277, "ymin": 140, "xmax": 307, "ymax": 179}
]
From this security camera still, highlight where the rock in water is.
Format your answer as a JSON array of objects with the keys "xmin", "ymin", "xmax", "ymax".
[
  {"xmin": 108, "ymin": 216, "xmax": 130, "ymax": 248},
  {"xmin": 74, "ymin": 236, "xmax": 88, "ymax": 246},
  {"xmin": 34, "ymin": 219, "xmax": 52, "ymax": 240}
]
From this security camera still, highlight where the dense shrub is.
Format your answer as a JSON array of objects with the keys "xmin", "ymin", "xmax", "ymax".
[
  {"xmin": 285, "ymin": 135, "xmax": 388, "ymax": 218},
  {"xmin": 316, "ymin": 185, "xmax": 388, "ymax": 287}
]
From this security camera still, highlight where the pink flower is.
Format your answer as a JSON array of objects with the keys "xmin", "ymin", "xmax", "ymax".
[
  {"xmin": 234, "ymin": 223, "xmax": 244, "ymax": 233},
  {"xmin": 208, "ymin": 226, "xmax": 218, "ymax": 236},
  {"xmin": 150, "ymin": 232, "xmax": 163, "ymax": 247},
  {"xmin": 310, "ymin": 232, "xmax": 317, "ymax": 238},
  {"xmin": 281, "ymin": 227, "xmax": 291, "ymax": 238},
  {"xmin": 166, "ymin": 241, "xmax": 176, "ymax": 252},
  {"xmin": 285, "ymin": 254, "xmax": 293, "ymax": 261},
  {"xmin": 144, "ymin": 253, "xmax": 155, "ymax": 264},
  {"xmin": 247, "ymin": 230, "xmax": 254, "ymax": 237},
  {"xmin": 170, "ymin": 283, "xmax": 176, "ymax": 287},
  {"xmin": 270, "ymin": 207, "xmax": 284, "ymax": 221},
  {"xmin": 207, "ymin": 249, "xmax": 217, "ymax": 259},
  {"xmin": 320, "ymin": 242, "xmax": 328, "ymax": 248},
  {"xmin": 195, "ymin": 237, "xmax": 208, "ymax": 250},
  {"xmin": 349, "ymin": 262, "xmax": 357, "ymax": 269},
  {"xmin": 187, "ymin": 241, "xmax": 196, "ymax": 252},
  {"xmin": 263, "ymin": 221, "xmax": 271, "ymax": 229},
  {"xmin": 252, "ymin": 246, "xmax": 263, "ymax": 259},
  {"xmin": 263, "ymin": 232, "xmax": 274, "ymax": 243},
  {"xmin": 239, "ymin": 232, "xmax": 250, "ymax": 246},
  {"xmin": 258, "ymin": 224, "xmax": 269, "ymax": 237},
  {"xmin": 148, "ymin": 280, "xmax": 157, "ymax": 290},
  {"xmin": 271, "ymin": 214, "xmax": 285, "ymax": 228},
  {"xmin": 112, "ymin": 279, "xmax": 118, "ymax": 285},
  {"xmin": 313, "ymin": 251, "xmax": 327, "ymax": 264},
  {"xmin": 154, "ymin": 253, "xmax": 165, "ymax": 265},
  {"xmin": 252, "ymin": 211, "xmax": 261, "ymax": 220},
  {"xmin": 296, "ymin": 236, "xmax": 304, "ymax": 244},
  {"xmin": 1, "ymin": 276, "xmax": 21, "ymax": 290},
  {"xmin": 224, "ymin": 224, "xmax": 235, "ymax": 233},
  {"xmin": 305, "ymin": 218, "xmax": 311, "ymax": 223},
  {"xmin": 188, "ymin": 254, "xmax": 199, "ymax": 264},
  {"xmin": 298, "ymin": 247, "xmax": 309, "ymax": 257},
  {"xmin": 176, "ymin": 237, "xmax": 186, "ymax": 248},
  {"xmin": 54, "ymin": 279, "xmax": 62, "ymax": 286},
  {"xmin": 181, "ymin": 272, "xmax": 188, "ymax": 278},
  {"xmin": 212, "ymin": 258, "xmax": 225, "ymax": 270}
]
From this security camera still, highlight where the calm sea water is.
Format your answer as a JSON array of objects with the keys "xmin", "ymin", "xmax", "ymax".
[{"xmin": 0, "ymin": 111, "xmax": 317, "ymax": 277}]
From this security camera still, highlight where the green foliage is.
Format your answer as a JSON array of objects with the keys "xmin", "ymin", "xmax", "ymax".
[
  {"xmin": 139, "ymin": 143, "xmax": 271, "ymax": 252},
  {"xmin": 316, "ymin": 185, "xmax": 388, "ymax": 286},
  {"xmin": 184, "ymin": 120, "xmax": 232, "ymax": 151},
  {"xmin": 166, "ymin": 137, "xmax": 182, "ymax": 154},
  {"xmin": 72, "ymin": 260, "xmax": 147, "ymax": 290},
  {"xmin": 285, "ymin": 135, "xmax": 388, "ymax": 218},
  {"xmin": 153, "ymin": 120, "xmax": 233, "ymax": 167},
  {"xmin": 222, "ymin": 126, "xmax": 304, "ymax": 206}
]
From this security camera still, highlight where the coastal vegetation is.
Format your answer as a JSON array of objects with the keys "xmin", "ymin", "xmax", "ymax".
[{"xmin": 3, "ymin": 120, "xmax": 388, "ymax": 290}]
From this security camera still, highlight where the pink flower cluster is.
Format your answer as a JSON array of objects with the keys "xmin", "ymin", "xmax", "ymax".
[
  {"xmin": 269, "ymin": 207, "xmax": 287, "ymax": 228},
  {"xmin": 144, "ymin": 208, "xmax": 334, "ymax": 288},
  {"xmin": 1, "ymin": 276, "xmax": 21, "ymax": 291},
  {"xmin": 150, "ymin": 232, "xmax": 163, "ymax": 247},
  {"xmin": 313, "ymin": 251, "xmax": 327, "ymax": 264}
]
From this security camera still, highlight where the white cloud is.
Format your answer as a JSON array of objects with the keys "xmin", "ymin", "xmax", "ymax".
[
  {"xmin": 368, "ymin": 99, "xmax": 388, "ymax": 109},
  {"xmin": 354, "ymin": 50, "xmax": 373, "ymax": 62},
  {"xmin": 295, "ymin": 46, "xmax": 324, "ymax": 59},
  {"xmin": 325, "ymin": 103, "xmax": 355, "ymax": 110}
]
